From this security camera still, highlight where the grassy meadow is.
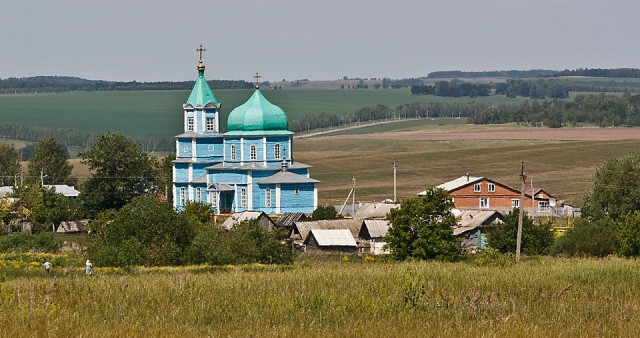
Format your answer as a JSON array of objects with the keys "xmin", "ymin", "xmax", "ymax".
[
  {"xmin": 0, "ymin": 89, "xmax": 525, "ymax": 138},
  {"xmin": 1, "ymin": 254, "xmax": 639, "ymax": 337}
]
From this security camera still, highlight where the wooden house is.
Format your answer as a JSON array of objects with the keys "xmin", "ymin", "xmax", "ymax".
[
  {"xmin": 453, "ymin": 210, "xmax": 504, "ymax": 252},
  {"xmin": 290, "ymin": 219, "xmax": 363, "ymax": 246},
  {"xmin": 358, "ymin": 219, "xmax": 390, "ymax": 255},
  {"xmin": 56, "ymin": 220, "xmax": 90, "ymax": 233},
  {"xmin": 304, "ymin": 229, "xmax": 357, "ymax": 253}
]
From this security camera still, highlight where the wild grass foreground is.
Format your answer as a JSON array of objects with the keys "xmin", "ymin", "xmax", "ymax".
[{"xmin": 1, "ymin": 254, "xmax": 639, "ymax": 337}]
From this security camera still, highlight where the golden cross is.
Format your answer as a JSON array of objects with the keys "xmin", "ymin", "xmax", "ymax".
[
  {"xmin": 254, "ymin": 72, "xmax": 262, "ymax": 88},
  {"xmin": 196, "ymin": 44, "xmax": 206, "ymax": 61}
]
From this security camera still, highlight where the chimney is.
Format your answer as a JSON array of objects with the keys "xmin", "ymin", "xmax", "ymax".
[{"xmin": 466, "ymin": 173, "xmax": 470, "ymax": 181}]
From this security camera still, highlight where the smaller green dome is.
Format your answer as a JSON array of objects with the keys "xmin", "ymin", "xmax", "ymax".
[
  {"xmin": 226, "ymin": 89, "xmax": 288, "ymax": 132},
  {"xmin": 184, "ymin": 64, "xmax": 219, "ymax": 108}
]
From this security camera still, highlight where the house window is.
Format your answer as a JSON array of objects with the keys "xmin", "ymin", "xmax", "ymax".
[
  {"xmin": 488, "ymin": 183, "xmax": 495, "ymax": 192},
  {"xmin": 196, "ymin": 187, "xmax": 201, "ymax": 201},
  {"xmin": 474, "ymin": 183, "xmax": 481, "ymax": 192},
  {"xmin": 241, "ymin": 188, "xmax": 247, "ymax": 207},
  {"xmin": 231, "ymin": 145, "xmax": 236, "ymax": 160},
  {"xmin": 511, "ymin": 199, "xmax": 520, "ymax": 208},
  {"xmin": 250, "ymin": 145, "xmax": 257, "ymax": 160},
  {"xmin": 187, "ymin": 117, "xmax": 194, "ymax": 131},
  {"xmin": 274, "ymin": 144, "xmax": 281, "ymax": 159},
  {"xmin": 265, "ymin": 188, "xmax": 272, "ymax": 207},
  {"xmin": 180, "ymin": 187, "xmax": 186, "ymax": 206},
  {"xmin": 479, "ymin": 197, "xmax": 489, "ymax": 208},
  {"xmin": 295, "ymin": 189, "xmax": 299, "ymax": 195},
  {"xmin": 206, "ymin": 118, "xmax": 214, "ymax": 131},
  {"xmin": 538, "ymin": 200, "xmax": 550, "ymax": 210}
]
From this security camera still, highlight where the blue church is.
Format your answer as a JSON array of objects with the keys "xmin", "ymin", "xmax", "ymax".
[{"xmin": 173, "ymin": 52, "xmax": 318, "ymax": 214}]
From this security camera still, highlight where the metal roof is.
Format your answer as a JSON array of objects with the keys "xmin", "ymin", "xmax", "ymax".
[
  {"xmin": 308, "ymin": 229, "xmax": 357, "ymax": 247},
  {"xmin": 205, "ymin": 161, "xmax": 311, "ymax": 171},
  {"xmin": 175, "ymin": 132, "xmax": 223, "ymax": 138},
  {"xmin": 226, "ymin": 89, "xmax": 288, "ymax": 132},
  {"xmin": 206, "ymin": 183, "xmax": 234, "ymax": 192},
  {"xmin": 1, "ymin": 185, "xmax": 80, "ymax": 197},
  {"xmin": 293, "ymin": 219, "xmax": 363, "ymax": 242},
  {"xmin": 184, "ymin": 67, "xmax": 220, "ymax": 108},
  {"xmin": 353, "ymin": 202, "xmax": 399, "ymax": 219},
  {"xmin": 259, "ymin": 171, "xmax": 319, "ymax": 184},
  {"xmin": 192, "ymin": 174, "xmax": 208, "ymax": 183},
  {"xmin": 418, "ymin": 175, "xmax": 483, "ymax": 195},
  {"xmin": 276, "ymin": 212, "xmax": 308, "ymax": 227},
  {"xmin": 362, "ymin": 219, "xmax": 390, "ymax": 238}
]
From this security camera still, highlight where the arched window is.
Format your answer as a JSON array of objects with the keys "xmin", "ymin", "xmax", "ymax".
[
  {"xmin": 250, "ymin": 144, "xmax": 257, "ymax": 160},
  {"xmin": 274, "ymin": 144, "xmax": 281, "ymax": 159},
  {"xmin": 230, "ymin": 144, "xmax": 236, "ymax": 160}
]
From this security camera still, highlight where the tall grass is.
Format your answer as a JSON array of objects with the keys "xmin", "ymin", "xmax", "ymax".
[{"xmin": 0, "ymin": 256, "xmax": 639, "ymax": 337}]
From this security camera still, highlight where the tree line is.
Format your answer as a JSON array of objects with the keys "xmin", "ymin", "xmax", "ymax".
[
  {"xmin": 470, "ymin": 93, "xmax": 640, "ymax": 128},
  {"xmin": 427, "ymin": 69, "xmax": 559, "ymax": 79},
  {"xmin": 0, "ymin": 76, "xmax": 252, "ymax": 94},
  {"xmin": 553, "ymin": 68, "xmax": 640, "ymax": 78}
]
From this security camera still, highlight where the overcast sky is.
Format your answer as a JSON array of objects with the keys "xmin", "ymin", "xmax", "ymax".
[{"xmin": 1, "ymin": 0, "xmax": 638, "ymax": 82}]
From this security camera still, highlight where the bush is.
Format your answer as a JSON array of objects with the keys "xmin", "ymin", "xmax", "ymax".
[
  {"xmin": 616, "ymin": 211, "xmax": 640, "ymax": 257},
  {"xmin": 0, "ymin": 232, "xmax": 62, "ymax": 252},
  {"xmin": 551, "ymin": 217, "xmax": 617, "ymax": 257},
  {"xmin": 471, "ymin": 248, "xmax": 516, "ymax": 267},
  {"xmin": 488, "ymin": 209, "xmax": 554, "ymax": 255}
]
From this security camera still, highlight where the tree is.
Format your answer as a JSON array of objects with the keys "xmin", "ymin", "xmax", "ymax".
[
  {"xmin": 384, "ymin": 188, "xmax": 461, "ymax": 261},
  {"xmin": 617, "ymin": 211, "xmax": 640, "ymax": 257},
  {"xmin": 581, "ymin": 151, "xmax": 640, "ymax": 221},
  {"xmin": 182, "ymin": 201, "xmax": 213, "ymax": 225},
  {"xmin": 155, "ymin": 153, "xmax": 175, "ymax": 204},
  {"xmin": 27, "ymin": 137, "xmax": 74, "ymax": 185},
  {"xmin": 311, "ymin": 205, "xmax": 340, "ymax": 220},
  {"xmin": 0, "ymin": 144, "xmax": 20, "ymax": 186},
  {"xmin": 552, "ymin": 217, "xmax": 617, "ymax": 257},
  {"xmin": 79, "ymin": 133, "xmax": 156, "ymax": 217},
  {"xmin": 87, "ymin": 196, "xmax": 196, "ymax": 266},
  {"xmin": 488, "ymin": 209, "xmax": 554, "ymax": 255}
]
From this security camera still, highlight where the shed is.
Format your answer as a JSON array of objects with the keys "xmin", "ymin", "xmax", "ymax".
[
  {"xmin": 453, "ymin": 210, "xmax": 504, "ymax": 252},
  {"xmin": 359, "ymin": 219, "xmax": 391, "ymax": 255},
  {"xmin": 304, "ymin": 229, "xmax": 358, "ymax": 253},
  {"xmin": 275, "ymin": 212, "xmax": 308, "ymax": 228},
  {"xmin": 56, "ymin": 219, "xmax": 90, "ymax": 233},
  {"xmin": 221, "ymin": 211, "xmax": 275, "ymax": 231}
]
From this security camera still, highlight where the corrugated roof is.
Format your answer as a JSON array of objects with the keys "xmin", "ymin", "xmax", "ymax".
[
  {"xmin": 221, "ymin": 211, "xmax": 267, "ymax": 230},
  {"xmin": 259, "ymin": 171, "xmax": 319, "ymax": 184},
  {"xmin": 1, "ymin": 185, "xmax": 80, "ymax": 197},
  {"xmin": 418, "ymin": 175, "xmax": 483, "ymax": 196},
  {"xmin": 453, "ymin": 210, "xmax": 504, "ymax": 236},
  {"xmin": 308, "ymin": 229, "xmax": 357, "ymax": 247},
  {"xmin": 276, "ymin": 212, "xmax": 307, "ymax": 227},
  {"xmin": 293, "ymin": 219, "xmax": 363, "ymax": 241},
  {"xmin": 206, "ymin": 183, "xmax": 234, "ymax": 192},
  {"xmin": 362, "ymin": 219, "xmax": 390, "ymax": 238},
  {"xmin": 353, "ymin": 203, "xmax": 399, "ymax": 219}
]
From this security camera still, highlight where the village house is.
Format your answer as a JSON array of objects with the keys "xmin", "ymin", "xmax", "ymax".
[
  {"xmin": 290, "ymin": 219, "xmax": 363, "ymax": 250},
  {"xmin": 221, "ymin": 211, "xmax": 276, "ymax": 231},
  {"xmin": 452, "ymin": 209, "xmax": 504, "ymax": 252},
  {"xmin": 304, "ymin": 229, "xmax": 358, "ymax": 253},
  {"xmin": 358, "ymin": 219, "xmax": 390, "ymax": 255}
]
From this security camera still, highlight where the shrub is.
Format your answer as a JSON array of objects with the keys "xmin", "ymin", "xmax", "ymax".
[
  {"xmin": 0, "ymin": 232, "xmax": 62, "ymax": 252},
  {"xmin": 551, "ymin": 217, "xmax": 617, "ymax": 257},
  {"xmin": 616, "ymin": 211, "xmax": 640, "ymax": 257},
  {"xmin": 488, "ymin": 209, "xmax": 554, "ymax": 255}
]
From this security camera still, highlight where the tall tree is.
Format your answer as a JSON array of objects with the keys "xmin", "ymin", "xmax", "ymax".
[
  {"xmin": 27, "ymin": 137, "xmax": 74, "ymax": 185},
  {"xmin": 79, "ymin": 133, "xmax": 156, "ymax": 217},
  {"xmin": 488, "ymin": 209, "xmax": 554, "ymax": 255},
  {"xmin": 384, "ymin": 188, "xmax": 461, "ymax": 261},
  {"xmin": 0, "ymin": 144, "xmax": 20, "ymax": 186},
  {"xmin": 155, "ymin": 153, "xmax": 175, "ymax": 204}
]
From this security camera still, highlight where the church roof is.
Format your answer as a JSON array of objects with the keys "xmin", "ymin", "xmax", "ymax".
[
  {"xmin": 259, "ymin": 171, "xmax": 319, "ymax": 184},
  {"xmin": 184, "ymin": 63, "xmax": 220, "ymax": 109},
  {"xmin": 205, "ymin": 161, "xmax": 311, "ymax": 171},
  {"xmin": 225, "ymin": 89, "xmax": 288, "ymax": 133}
]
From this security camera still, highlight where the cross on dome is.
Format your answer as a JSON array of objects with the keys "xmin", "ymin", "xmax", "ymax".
[
  {"xmin": 254, "ymin": 72, "xmax": 261, "ymax": 89},
  {"xmin": 196, "ymin": 44, "xmax": 206, "ymax": 61}
]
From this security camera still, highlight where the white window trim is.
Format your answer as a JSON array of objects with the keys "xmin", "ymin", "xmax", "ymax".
[
  {"xmin": 241, "ymin": 188, "xmax": 247, "ymax": 208},
  {"xmin": 206, "ymin": 118, "xmax": 214, "ymax": 131},
  {"xmin": 275, "ymin": 144, "xmax": 281, "ymax": 159},
  {"xmin": 187, "ymin": 117, "xmax": 194, "ymax": 131},
  {"xmin": 511, "ymin": 199, "xmax": 520, "ymax": 208},
  {"xmin": 488, "ymin": 183, "xmax": 495, "ymax": 192},
  {"xmin": 231, "ymin": 144, "xmax": 236, "ymax": 160},
  {"xmin": 180, "ymin": 187, "xmax": 186, "ymax": 206},
  {"xmin": 250, "ymin": 144, "xmax": 257, "ymax": 160},
  {"xmin": 196, "ymin": 187, "xmax": 201, "ymax": 202},
  {"xmin": 265, "ymin": 188, "xmax": 272, "ymax": 207},
  {"xmin": 474, "ymin": 183, "xmax": 481, "ymax": 192},
  {"xmin": 479, "ymin": 197, "xmax": 489, "ymax": 208}
]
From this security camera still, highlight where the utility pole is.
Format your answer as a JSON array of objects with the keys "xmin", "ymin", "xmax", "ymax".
[
  {"xmin": 516, "ymin": 162, "xmax": 527, "ymax": 261},
  {"xmin": 393, "ymin": 159, "xmax": 397, "ymax": 203},
  {"xmin": 352, "ymin": 177, "xmax": 356, "ymax": 216},
  {"xmin": 531, "ymin": 178, "xmax": 535, "ymax": 209},
  {"xmin": 40, "ymin": 168, "xmax": 45, "ymax": 187}
]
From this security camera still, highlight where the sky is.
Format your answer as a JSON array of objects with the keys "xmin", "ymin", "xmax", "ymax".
[{"xmin": 1, "ymin": 0, "xmax": 638, "ymax": 82}]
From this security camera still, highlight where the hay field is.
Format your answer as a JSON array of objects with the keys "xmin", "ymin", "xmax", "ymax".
[{"xmin": 1, "ymin": 255, "xmax": 640, "ymax": 337}]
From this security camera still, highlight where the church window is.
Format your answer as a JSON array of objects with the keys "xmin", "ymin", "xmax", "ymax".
[
  {"xmin": 196, "ymin": 187, "xmax": 201, "ymax": 201},
  {"xmin": 206, "ymin": 118, "xmax": 214, "ymax": 131},
  {"xmin": 250, "ymin": 145, "xmax": 257, "ymax": 160},
  {"xmin": 187, "ymin": 118, "xmax": 194, "ymax": 131},
  {"xmin": 274, "ymin": 144, "xmax": 281, "ymax": 159},
  {"xmin": 180, "ymin": 187, "xmax": 186, "ymax": 206},
  {"xmin": 241, "ymin": 188, "xmax": 247, "ymax": 207},
  {"xmin": 265, "ymin": 188, "xmax": 272, "ymax": 207},
  {"xmin": 231, "ymin": 145, "xmax": 236, "ymax": 160},
  {"xmin": 211, "ymin": 192, "xmax": 217, "ymax": 208}
]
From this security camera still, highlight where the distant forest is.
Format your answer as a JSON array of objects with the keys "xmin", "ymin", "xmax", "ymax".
[
  {"xmin": 553, "ymin": 68, "xmax": 640, "ymax": 78},
  {"xmin": 0, "ymin": 76, "xmax": 253, "ymax": 94},
  {"xmin": 412, "ymin": 79, "xmax": 569, "ymax": 99},
  {"xmin": 427, "ymin": 68, "xmax": 640, "ymax": 79}
]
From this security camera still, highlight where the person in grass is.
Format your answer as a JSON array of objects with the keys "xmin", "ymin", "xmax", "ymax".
[
  {"xmin": 85, "ymin": 260, "xmax": 92, "ymax": 275},
  {"xmin": 43, "ymin": 261, "xmax": 51, "ymax": 273}
]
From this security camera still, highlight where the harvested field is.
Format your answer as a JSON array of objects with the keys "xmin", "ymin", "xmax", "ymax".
[{"xmin": 317, "ymin": 127, "xmax": 640, "ymax": 142}]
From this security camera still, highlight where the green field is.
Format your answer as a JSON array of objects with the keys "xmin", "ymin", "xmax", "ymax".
[
  {"xmin": 0, "ymin": 89, "xmax": 526, "ymax": 139},
  {"xmin": 1, "ymin": 254, "xmax": 639, "ymax": 337}
]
